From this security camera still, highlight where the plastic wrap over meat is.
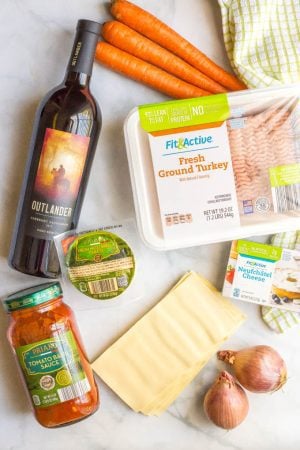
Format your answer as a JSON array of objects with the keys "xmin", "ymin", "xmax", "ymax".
[{"xmin": 227, "ymin": 96, "xmax": 300, "ymax": 216}]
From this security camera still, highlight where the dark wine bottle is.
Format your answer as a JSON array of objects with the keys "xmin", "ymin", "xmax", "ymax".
[{"xmin": 9, "ymin": 19, "xmax": 102, "ymax": 278}]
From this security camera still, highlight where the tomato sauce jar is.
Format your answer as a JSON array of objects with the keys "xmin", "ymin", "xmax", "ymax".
[{"xmin": 4, "ymin": 282, "xmax": 99, "ymax": 427}]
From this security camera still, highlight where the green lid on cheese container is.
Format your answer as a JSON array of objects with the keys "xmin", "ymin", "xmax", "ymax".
[{"xmin": 64, "ymin": 230, "xmax": 135, "ymax": 301}]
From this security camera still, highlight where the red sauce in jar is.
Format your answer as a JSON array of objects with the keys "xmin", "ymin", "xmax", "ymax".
[{"xmin": 4, "ymin": 282, "xmax": 99, "ymax": 427}]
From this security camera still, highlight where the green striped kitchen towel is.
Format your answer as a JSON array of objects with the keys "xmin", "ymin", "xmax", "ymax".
[
  {"xmin": 270, "ymin": 231, "xmax": 300, "ymax": 250},
  {"xmin": 262, "ymin": 231, "xmax": 300, "ymax": 333},
  {"xmin": 218, "ymin": 0, "xmax": 300, "ymax": 88},
  {"xmin": 261, "ymin": 304, "xmax": 300, "ymax": 334},
  {"xmin": 218, "ymin": 0, "xmax": 300, "ymax": 333},
  {"xmin": 264, "ymin": 230, "xmax": 300, "ymax": 333}
]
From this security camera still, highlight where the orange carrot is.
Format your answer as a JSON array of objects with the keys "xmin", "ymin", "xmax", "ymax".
[
  {"xmin": 111, "ymin": 0, "xmax": 247, "ymax": 91},
  {"xmin": 95, "ymin": 42, "xmax": 210, "ymax": 99},
  {"xmin": 102, "ymin": 21, "xmax": 226, "ymax": 94}
]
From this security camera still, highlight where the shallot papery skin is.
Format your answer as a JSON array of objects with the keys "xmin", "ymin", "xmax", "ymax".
[
  {"xmin": 218, "ymin": 345, "xmax": 287, "ymax": 393},
  {"xmin": 203, "ymin": 371, "xmax": 249, "ymax": 430}
]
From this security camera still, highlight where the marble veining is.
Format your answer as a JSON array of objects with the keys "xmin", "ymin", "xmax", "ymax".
[{"xmin": 0, "ymin": 1, "xmax": 299, "ymax": 449}]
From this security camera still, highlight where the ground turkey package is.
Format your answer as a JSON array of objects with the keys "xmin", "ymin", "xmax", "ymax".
[{"xmin": 125, "ymin": 84, "xmax": 300, "ymax": 250}]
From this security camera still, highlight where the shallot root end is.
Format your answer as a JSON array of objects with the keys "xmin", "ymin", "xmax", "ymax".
[{"xmin": 217, "ymin": 350, "xmax": 236, "ymax": 365}]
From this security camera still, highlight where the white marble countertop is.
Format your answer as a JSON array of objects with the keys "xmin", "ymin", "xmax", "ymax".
[{"xmin": 0, "ymin": 1, "xmax": 299, "ymax": 449}]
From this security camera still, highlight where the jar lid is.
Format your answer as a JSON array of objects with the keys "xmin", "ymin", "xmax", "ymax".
[{"xmin": 3, "ymin": 282, "xmax": 63, "ymax": 313}]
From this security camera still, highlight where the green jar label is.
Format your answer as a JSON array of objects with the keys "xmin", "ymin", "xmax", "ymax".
[
  {"xmin": 22, "ymin": 341, "xmax": 71, "ymax": 375},
  {"xmin": 64, "ymin": 231, "xmax": 135, "ymax": 301},
  {"xmin": 16, "ymin": 331, "xmax": 90, "ymax": 408}
]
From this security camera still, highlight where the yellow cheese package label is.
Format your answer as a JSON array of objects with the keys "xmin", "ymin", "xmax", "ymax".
[{"xmin": 92, "ymin": 271, "xmax": 246, "ymax": 415}]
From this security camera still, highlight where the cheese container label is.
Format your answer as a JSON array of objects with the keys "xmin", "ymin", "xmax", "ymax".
[
  {"xmin": 64, "ymin": 230, "xmax": 135, "ymax": 301},
  {"xmin": 223, "ymin": 239, "xmax": 300, "ymax": 312}
]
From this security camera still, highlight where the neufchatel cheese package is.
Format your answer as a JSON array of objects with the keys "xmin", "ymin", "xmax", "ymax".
[
  {"xmin": 223, "ymin": 239, "xmax": 300, "ymax": 312},
  {"xmin": 124, "ymin": 84, "xmax": 300, "ymax": 250}
]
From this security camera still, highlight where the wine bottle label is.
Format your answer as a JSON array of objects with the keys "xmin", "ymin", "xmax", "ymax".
[{"xmin": 26, "ymin": 128, "xmax": 90, "ymax": 240}]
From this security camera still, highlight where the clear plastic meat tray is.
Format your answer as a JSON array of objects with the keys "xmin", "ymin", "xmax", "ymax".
[{"xmin": 124, "ymin": 84, "xmax": 300, "ymax": 250}]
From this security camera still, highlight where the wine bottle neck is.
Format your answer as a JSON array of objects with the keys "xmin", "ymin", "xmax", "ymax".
[
  {"xmin": 65, "ymin": 72, "xmax": 91, "ymax": 88},
  {"xmin": 65, "ymin": 20, "xmax": 101, "ymax": 86}
]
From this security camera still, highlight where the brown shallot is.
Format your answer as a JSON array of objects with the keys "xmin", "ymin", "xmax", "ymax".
[
  {"xmin": 203, "ymin": 371, "xmax": 249, "ymax": 429},
  {"xmin": 218, "ymin": 345, "xmax": 287, "ymax": 393}
]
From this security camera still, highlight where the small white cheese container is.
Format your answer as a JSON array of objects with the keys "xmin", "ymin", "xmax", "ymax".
[
  {"xmin": 222, "ymin": 239, "xmax": 300, "ymax": 312},
  {"xmin": 124, "ymin": 84, "xmax": 300, "ymax": 251}
]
